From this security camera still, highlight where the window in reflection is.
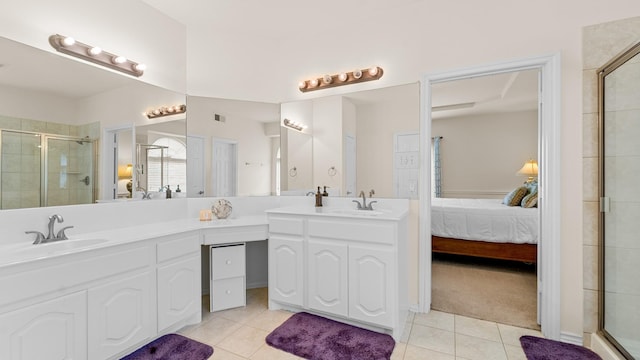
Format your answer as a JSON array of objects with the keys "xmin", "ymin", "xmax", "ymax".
[{"xmin": 147, "ymin": 137, "xmax": 186, "ymax": 193}]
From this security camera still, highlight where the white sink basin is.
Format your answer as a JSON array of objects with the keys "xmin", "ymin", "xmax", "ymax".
[
  {"xmin": 324, "ymin": 208, "xmax": 385, "ymax": 216},
  {"xmin": 14, "ymin": 238, "xmax": 109, "ymax": 256}
]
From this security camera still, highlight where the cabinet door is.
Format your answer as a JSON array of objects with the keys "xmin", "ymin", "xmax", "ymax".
[
  {"xmin": 308, "ymin": 240, "xmax": 348, "ymax": 317},
  {"xmin": 269, "ymin": 236, "xmax": 304, "ymax": 306},
  {"xmin": 157, "ymin": 255, "xmax": 201, "ymax": 332},
  {"xmin": 348, "ymin": 245, "xmax": 394, "ymax": 327},
  {"xmin": 0, "ymin": 291, "xmax": 87, "ymax": 360},
  {"xmin": 88, "ymin": 272, "xmax": 153, "ymax": 360}
]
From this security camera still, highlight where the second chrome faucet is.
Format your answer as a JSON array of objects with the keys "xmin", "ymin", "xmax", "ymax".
[{"xmin": 353, "ymin": 190, "xmax": 377, "ymax": 211}]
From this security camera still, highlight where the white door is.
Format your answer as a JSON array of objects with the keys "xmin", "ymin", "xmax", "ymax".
[
  {"xmin": 0, "ymin": 291, "xmax": 87, "ymax": 360},
  {"xmin": 269, "ymin": 237, "xmax": 304, "ymax": 307},
  {"xmin": 348, "ymin": 245, "xmax": 394, "ymax": 327},
  {"xmin": 187, "ymin": 135, "xmax": 205, "ymax": 197},
  {"xmin": 345, "ymin": 135, "xmax": 357, "ymax": 196},
  {"xmin": 88, "ymin": 272, "xmax": 153, "ymax": 359},
  {"xmin": 308, "ymin": 240, "xmax": 348, "ymax": 317},
  {"xmin": 212, "ymin": 138, "xmax": 237, "ymax": 196}
]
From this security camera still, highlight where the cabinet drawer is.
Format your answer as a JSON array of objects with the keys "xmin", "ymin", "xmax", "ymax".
[
  {"xmin": 268, "ymin": 216, "xmax": 304, "ymax": 235},
  {"xmin": 211, "ymin": 277, "xmax": 245, "ymax": 311},
  {"xmin": 157, "ymin": 234, "xmax": 200, "ymax": 263},
  {"xmin": 211, "ymin": 244, "xmax": 245, "ymax": 280}
]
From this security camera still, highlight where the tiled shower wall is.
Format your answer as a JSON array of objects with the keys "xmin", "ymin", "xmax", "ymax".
[
  {"xmin": 582, "ymin": 16, "xmax": 640, "ymax": 347},
  {"xmin": 0, "ymin": 115, "xmax": 99, "ymax": 209}
]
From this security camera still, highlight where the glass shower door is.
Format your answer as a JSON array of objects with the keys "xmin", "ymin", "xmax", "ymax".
[
  {"xmin": 600, "ymin": 43, "xmax": 640, "ymax": 359},
  {"xmin": 44, "ymin": 136, "xmax": 94, "ymax": 207}
]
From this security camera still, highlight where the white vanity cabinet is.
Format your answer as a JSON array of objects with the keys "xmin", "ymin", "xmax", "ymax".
[
  {"xmin": 267, "ymin": 209, "xmax": 409, "ymax": 339},
  {"xmin": 0, "ymin": 232, "xmax": 202, "ymax": 360}
]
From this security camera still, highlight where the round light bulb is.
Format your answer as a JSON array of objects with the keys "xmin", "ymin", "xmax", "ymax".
[
  {"xmin": 353, "ymin": 69, "xmax": 362, "ymax": 79},
  {"xmin": 153, "ymin": 109, "xmax": 161, "ymax": 115},
  {"xmin": 322, "ymin": 74, "xmax": 332, "ymax": 84},
  {"xmin": 134, "ymin": 63, "xmax": 146, "ymax": 72},
  {"xmin": 309, "ymin": 78, "xmax": 319, "ymax": 87},
  {"xmin": 61, "ymin": 36, "xmax": 75, "ymax": 47},
  {"xmin": 368, "ymin": 67, "xmax": 379, "ymax": 76},
  {"xmin": 338, "ymin": 73, "xmax": 348, "ymax": 82},
  {"xmin": 298, "ymin": 80, "xmax": 307, "ymax": 89},
  {"xmin": 88, "ymin": 46, "xmax": 102, "ymax": 56},
  {"xmin": 113, "ymin": 56, "xmax": 127, "ymax": 64}
]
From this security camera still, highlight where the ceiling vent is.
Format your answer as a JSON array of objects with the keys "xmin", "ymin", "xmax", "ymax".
[{"xmin": 214, "ymin": 113, "xmax": 226, "ymax": 122}]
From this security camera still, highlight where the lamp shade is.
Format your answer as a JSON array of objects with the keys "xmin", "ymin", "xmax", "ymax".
[
  {"xmin": 118, "ymin": 163, "xmax": 133, "ymax": 178},
  {"xmin": 516, "ymin": 159, "xmax": 538, "ymax": 177}
]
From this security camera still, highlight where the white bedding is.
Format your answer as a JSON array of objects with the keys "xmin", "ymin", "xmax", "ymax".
[{"xmin": 431, "ymin": 198, "xmax": 538, "ymax": 244}]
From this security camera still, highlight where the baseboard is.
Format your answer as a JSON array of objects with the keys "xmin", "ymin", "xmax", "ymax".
[
  {"xmin": 560, "ymin": 331, "xmax": 583, "ymax": 346},
  {"xmin": 247, "ymin": 281, "xmax": 268, "ymax": 289},
  {"xmin": 409, "ymin": 304, "xmax": 421, "ymax": 313}
]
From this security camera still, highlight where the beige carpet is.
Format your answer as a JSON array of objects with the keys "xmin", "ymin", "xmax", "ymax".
[{"xmin": 431, "ymin": 253, "xmax": 540, "ymax": 330}]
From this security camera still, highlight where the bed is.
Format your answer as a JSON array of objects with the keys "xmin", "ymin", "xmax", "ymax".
[{"xmin": 431, "ymin": 198, "xmax": 538, "ymax": 263}]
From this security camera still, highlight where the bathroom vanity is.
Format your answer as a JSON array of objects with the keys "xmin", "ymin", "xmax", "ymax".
[{"xmin": 266, "ymin": 206, "xmax": 409, "ymax": 340}]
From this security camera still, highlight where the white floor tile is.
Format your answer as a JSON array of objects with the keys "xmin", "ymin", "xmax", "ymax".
[
  {"xmin": 454, "ymin": 315, "xmax": 502, "ymax": 342},
  {"xmin": 497, "ymin": 323, "xmax": 543, "ymax": 347},
  {"xmin": 414, "ymin": 310, "xmax": 455, "ymax": 331},
  {"xmin": 455, "ymin": 333, "xmax": 508, "ymax": 360},
  {"xmin": 216, "ymin": 325, "xmax": 270, "ymax": 358},
  {"xmin": 408, "ymin": 323, "xmax": 456, "ymax": 355}
]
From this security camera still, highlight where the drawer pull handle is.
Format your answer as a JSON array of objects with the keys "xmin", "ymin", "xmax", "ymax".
[
  {"xmin": 226, "ymin": 260, "xmax": 232, "ymax": 265},
  {"xmin": 226, "ymin": 290, "xmax": 231, "ymax": 294}
]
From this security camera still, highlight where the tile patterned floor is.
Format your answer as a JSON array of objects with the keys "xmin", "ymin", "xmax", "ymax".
[{"xmin": 179, "ymin": 288, "xmax": 542, "ymax": 360}]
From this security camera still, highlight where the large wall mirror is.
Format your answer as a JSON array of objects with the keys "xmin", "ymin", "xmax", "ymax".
[
  {"xmin": 280, "ymin": 83, "xmax": 420, "ymax": 198},
  {"xmin": 0, "ymin": 36, "xmax": 186, "ymax": 209}
]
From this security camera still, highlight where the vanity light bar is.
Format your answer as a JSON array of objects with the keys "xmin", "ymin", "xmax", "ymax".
[
  {"xmin": 49, "ymin": 34, "xmax": 146, "ymax": 77},
  {"xmin": 145, "ymin": 104, "xmax": 186, "ymax": 119},
  {"xmin": 298, "ymin": 67, "xmax": 384, "ymax": 92},
  {"xmin": 283, "ymin": 118, "xmax": 307, "ymax": 131}
]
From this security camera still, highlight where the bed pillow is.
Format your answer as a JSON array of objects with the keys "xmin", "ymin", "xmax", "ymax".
[
  {"xmin": 521, "ymin": 190, "xmax": 538, "ymax": 208},
  {"xmin": 524, "ymin": 179, "xmax": 538, "ymax": 194},
  {"xmin": 503, "ymin": 186, "xmax": 528, "ymax": 206}
]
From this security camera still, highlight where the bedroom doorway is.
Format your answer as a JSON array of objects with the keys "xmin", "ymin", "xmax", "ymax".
[{"xmin": 419, "ymin": 54, "xmax": 562, "ymax": 340}]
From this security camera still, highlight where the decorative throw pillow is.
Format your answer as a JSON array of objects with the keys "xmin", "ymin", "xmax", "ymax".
[
  {"xmin": 522, "ymin": 190, "xmax": 538, "ymax": 208},
  {"xmin": 524, "ymin": 179, "xmax": 538, "ymax": 194},
  {"xmin": 503, "ymin": 186, "xmax": 528, "ymax": 206}
]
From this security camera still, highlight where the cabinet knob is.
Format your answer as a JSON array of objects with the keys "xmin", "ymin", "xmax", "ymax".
[
  {"xmin": 226, "ymin": 290, "xmax": 231, "ymax": 294},
  {"xmin": 226, "ymin": 260, "xmax": 232, "ymax": 265}
]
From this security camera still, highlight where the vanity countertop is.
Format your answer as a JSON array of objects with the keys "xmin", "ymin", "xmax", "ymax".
[
  {"xmin": 265, "ymin": 206, "xmax": 408, "ymax": 221},
  {"xmin": 0, "ymin": 214, "xmax": 268, "ymax": 269}
]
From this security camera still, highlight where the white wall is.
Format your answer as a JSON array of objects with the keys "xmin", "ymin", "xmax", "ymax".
[
  {"xmin": 312, "ymin": 96, "xmax": 344, "ymax": 193},
  {"xmin": 433, "ymin": 110, "xmax": 538, "ymax": 198}
]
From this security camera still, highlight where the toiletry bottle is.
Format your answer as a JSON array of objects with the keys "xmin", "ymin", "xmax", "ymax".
[
  {"xmin": 166, "ymin": 185, "xmax": 172, "ymax": 199},
  {"xmin": 323, "ymin": 186, "xmax": 329, "ymax": 196},
  {"xmin": 175, "ymin": 185, "xmax": 181, "ymax": 193},
  {"xmin": 315, "ymin": 186, "xmax": 323, "ymax": 207}
]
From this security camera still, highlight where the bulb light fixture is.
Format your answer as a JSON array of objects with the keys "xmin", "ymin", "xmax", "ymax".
[
  {"xmin": 283, "ymin": 118, "xmax": 307, "ymax": 131},
  {"xmin": 145, "ymin": 104, "xmax": 186, "ymax": 119},
  {"xmin": 298, "ymin": 66, "xmax": 383, "ymax": 93},
  {"xmin": 49, "ymin": 34, "xmax": 146, "ymax": 77}
]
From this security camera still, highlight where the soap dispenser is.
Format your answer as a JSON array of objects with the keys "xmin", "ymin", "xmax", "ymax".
[
  {"xmin": 315, "ymin": 186, "xmax": 323, "ymax": 207},
  {"xmin": 166, "ymin": 185, "xmax": 172, "ymax": 199},
  {"xmin": 323, "ymin": 186, "xmax": 329, "ymax": 197}
]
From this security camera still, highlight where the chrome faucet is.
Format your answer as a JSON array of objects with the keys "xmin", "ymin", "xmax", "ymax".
[
  {"xmin": 137, "ymin": 186, "xmax": 152, "ymax": 199},
  {"xmin": 26, "ymin": 214, "xmax": 74, "ymax": 244},
  {"xmin": 353, "ymin": 190, "xmax": 377, "ymax": 211}
]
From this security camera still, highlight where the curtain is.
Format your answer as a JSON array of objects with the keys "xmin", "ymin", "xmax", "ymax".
[{"xmin": 432, "ymin": 136, "xmax": 442, "ymax": 198}]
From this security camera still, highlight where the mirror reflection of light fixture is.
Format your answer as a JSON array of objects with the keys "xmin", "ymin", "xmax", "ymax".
[
  {"xmin": 145, "ymin": 104, "xmax": 186, "ymax": 119},
  {"xmin": 298, "ymin": 66, "xmax": 383, "ymax": 93},
  {"xmin": 49, "ymin": 34, "xmax": 145, "ymax": 77},
  {"xmin": 283, "ymin": 118, "xmax": 307, "ymax": 131},
  {"xmin": 517, "ymin": 159, "xmax": 539, "ymax": 183}
]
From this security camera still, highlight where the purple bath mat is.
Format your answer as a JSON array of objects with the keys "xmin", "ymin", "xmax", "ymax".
[
  {"xmin": 266, "ymin": 312, "xmax": 395, "ymax": 360},
  {"xmin": 520, "ymin": 335, "xmax": 602, "ymax": 360},
  {"xmin": 120, "ymin": 333, "xmax": 213, "ymax": 360}
]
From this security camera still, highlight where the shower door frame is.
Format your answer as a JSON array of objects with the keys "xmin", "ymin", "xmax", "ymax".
[{"xmin": 597, "ymin": 40, "xmax": 640, "ymax": 360}]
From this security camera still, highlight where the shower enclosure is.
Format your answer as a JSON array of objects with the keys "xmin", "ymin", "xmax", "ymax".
[
  {"xmin": 0, "ymin": 130, "xmax": 95, "ymax": 209},
  {"xmin": 599, "ymin": 41, "xmax": 640, "ymax": 359}
]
